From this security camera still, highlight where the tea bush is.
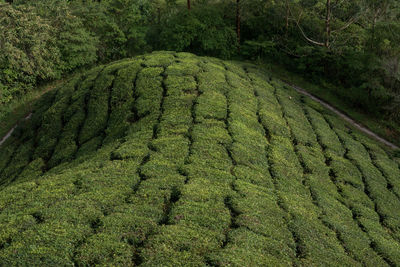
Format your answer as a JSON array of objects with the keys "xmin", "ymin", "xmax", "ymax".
[{"xmin": 1, "ymin": 52, "xmax": 399, "ymax": 266}]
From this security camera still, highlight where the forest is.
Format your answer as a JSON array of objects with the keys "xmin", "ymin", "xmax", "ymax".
[{"xmin": 1, "ymin": 0, "xmax": 399, "ymax": 127}]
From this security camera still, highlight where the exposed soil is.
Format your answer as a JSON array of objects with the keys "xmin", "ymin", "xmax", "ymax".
[{"xmin": 0, "ymin": 113, "xmax": 32, "ymax": 147}]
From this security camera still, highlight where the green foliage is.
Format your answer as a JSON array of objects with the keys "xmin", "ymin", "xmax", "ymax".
[
  {"xmin": 156, "ymin": 6, "xmax": 237, "ymax": 58},
  {"xmin": 0, "ymin": 0, "xmax": 150, "ymax": 105},
  {"xmin": 241, "ymin": 40, "xmax": 275, "ymax": 60},
  {"xmin": 26, "ymin": 0, "xmax": 99, "ymax": 72},
  {"xmin": 1, "ymin": 52, "xmax": 400, "ymax": 266},
  {"xmin": 238, "ymin": 0, "xmax": 400, "ymax": 123},
  {"xmin": 2, "ymin": 0, "xmax": 400, "ymax": 128},
  {"xmin": 53, "ymin": 7, "xmax": 98, "ymax": 72},
  {"xmin": 0, "ymin": 4, "xmax": 60, "ymax": 104}
]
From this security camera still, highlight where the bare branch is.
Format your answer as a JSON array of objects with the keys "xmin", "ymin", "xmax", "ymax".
[
  {"xmin": 331, "ymin": 15, "xmax": 358, "ymax": 33},
  {"xmin": 290, "ymin": 9, "xmax": 325, "ymax": 47},
  {"xmin": 331, "ymin": 4, "xmax": 367, "ymax": 34}
]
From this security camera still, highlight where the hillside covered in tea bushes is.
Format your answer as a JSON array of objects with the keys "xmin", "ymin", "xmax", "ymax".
[{"xmin": 0, "ymin": 52, "xmax": 400, "ymax": 266}]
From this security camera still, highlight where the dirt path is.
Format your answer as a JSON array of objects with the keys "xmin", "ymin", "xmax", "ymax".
[
  {"xmin": 0, "ymin": 78, "xmax": 65, "ymax": 148},
  {"xmin": 0, "ymin": 113, "xmax": 32, "ymax": 147},
  {"xmin": 282, "ymin": 81, "xmax": 399, "ymax": 150}
]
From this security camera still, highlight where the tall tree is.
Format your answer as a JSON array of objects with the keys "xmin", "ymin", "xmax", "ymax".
[
  {"xmin": 325, "ymin": 0, "xmax": 331, "ymax": 47},
  {"xmin": 290, "ymin": 0, "xmax": 362, "ymax": 49},
  {"xmin": 236, "ymin": 0, "xmax": 241, "ymax": 51},
  {"xmin": 0, "ymin": 4, "xmax": 60, "ymax": 103}
]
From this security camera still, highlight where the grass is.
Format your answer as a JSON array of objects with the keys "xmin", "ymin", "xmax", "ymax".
[
  {"xmin": 260, "ymin": 62, "xmax": 400, "ymax": 148},
  {"xmin": 0, "ymin": 51, "xmax": 400, "ymax": 266}
]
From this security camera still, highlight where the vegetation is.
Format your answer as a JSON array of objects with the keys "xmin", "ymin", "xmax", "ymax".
[
  {"xmin": 263, "ymin": 62, "xmax": 400, "ymax": 147},
  {"xmin": 1, "ymin": 52, "xmax": 399, "ymax": 265},
  {"xmin": 1, "ymin": 0, "xmax": 400, "ymax": 135}
]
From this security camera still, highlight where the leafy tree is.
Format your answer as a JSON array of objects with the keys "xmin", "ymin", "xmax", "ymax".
[
  {"xmin": 28, "ymin": 0, "xmax": 99, "ymax": 71},
  {"xmin": 104, "ymin": 0, "xmax": 151, "ymax": 56},
  {"xmin": 0, "ymin": 4, "xmax": 60, "ymax": 103},
  {"xmin": 68, "ymin": 1, "xmax": 127, "ymax": 61},
  {"xmin": 157, "ymin": 5, "xmax": 237, "ymax": 58}
]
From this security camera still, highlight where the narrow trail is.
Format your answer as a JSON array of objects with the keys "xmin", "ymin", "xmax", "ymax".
[
  {"xmin": 282, "ymin": 81, "xmax": 399, "ymax": 150},
  {"xmin": 0, "ymin": 113, "xmax": 32, "ymax": 147},
  {"xmin": 0, "ymin": 78, "xmax": 66, "ymax": 149}
]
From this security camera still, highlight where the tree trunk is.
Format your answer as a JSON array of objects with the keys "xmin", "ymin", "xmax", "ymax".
[
  {"xmin": 285, "ymin": 0, "xmax": 289, "ymax": 34},
  {"xmin": 325, "ymin": 0, "xmax": 331, "ymax": 48},
  {"xmin": 236, "ymin": 0, "xmax": 241, "ymax": 52},
  {"xmin": 187, "ymin": 0, "xmax": 191, "ymax": 10},
  {"xmin": 371, "ymin": 15, "xmax": 377, "ymax": 50}
]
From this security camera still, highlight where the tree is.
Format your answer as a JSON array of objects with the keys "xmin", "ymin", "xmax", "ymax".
[
  {"xmin": 324, "ymin": 0, "xmax": 331, "ymax": 47},
  {"xmin": 29, "ymin": 0, "xmax": 98, "ymax": 71},
  {"xmin": 290, "ymin": 0, "xmax": 363, "ymax": 49},
  {"xmin": 157, "ymin": 6, "xmax": 237, "ymax": 58},
  {"xmin": 0, "ymin": 5, "xmax": 60, "ymax": 103},
  {"xmin": 236, "ymin": 0, "xmax": 241, "ymax": 51}
]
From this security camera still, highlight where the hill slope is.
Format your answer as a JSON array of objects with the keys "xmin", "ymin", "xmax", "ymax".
[{"xmin": 0, "ymin": 51, "xmax": 400, "ymax": 266}]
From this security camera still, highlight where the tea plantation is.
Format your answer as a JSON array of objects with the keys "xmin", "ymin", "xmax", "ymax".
[{"xmin": 0, "ymin": 51, "xmax": 400, "ymax": 266}]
